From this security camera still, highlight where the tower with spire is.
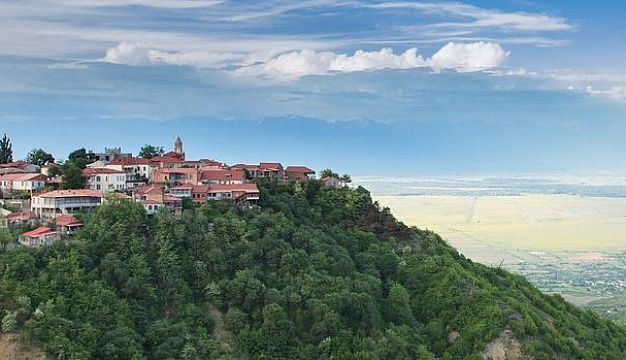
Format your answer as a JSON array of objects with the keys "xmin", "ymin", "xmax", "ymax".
[{"xmin": 174, "ymin": 136, "xmax": 184, "ymax": 159}]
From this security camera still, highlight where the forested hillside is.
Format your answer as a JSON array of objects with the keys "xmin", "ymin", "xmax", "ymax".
[{"xmin": 1, "ymin": 179, "xmax": 626, "ymax": 359}]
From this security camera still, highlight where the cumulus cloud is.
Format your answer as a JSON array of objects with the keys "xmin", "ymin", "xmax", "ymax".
[
  {"xmin": 236, "ymin": 42, "xmax": 508, "ymax": 80},
  {"xmin": 236, "ymin": 48, "xmax": 429, "ymax": 80},
  {"xmin": 429, "ymin": 42, "xmax": 509, "ymax": 72},
  {"xmin": 102, "ymin": 42, "xmax": 243, "ymax": 68}
]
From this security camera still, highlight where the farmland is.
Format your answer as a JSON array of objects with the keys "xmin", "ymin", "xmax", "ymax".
[{"xmin": 375, "ymin": 193, "xmax": 626, "ymax": 306}]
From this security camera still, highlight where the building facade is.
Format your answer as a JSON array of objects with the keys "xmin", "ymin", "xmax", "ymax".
[
  {"xmin": 31, "ymin": 189, "xmax": 104, "ymax": 219},
  {"xmin": 83, "ymin": 168, "xmax": 127, "ymax": 192}
]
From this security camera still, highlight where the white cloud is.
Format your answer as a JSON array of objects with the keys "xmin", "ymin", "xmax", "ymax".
[
  {"xmin": 47, "ymin": 0, "xmax": 223, "ymax": 9},
  {"xmin": 235, "ymin": 42, "xmax": 508, "ymax": 80},
  {"xmin": 102, "ymin": 42, "xmax": 241, "ymax": 67},
  {"xmin": 429, "ymin": 42, "xmax": 509, "ymax": 72},
  {"xmin": 369, "ymin": 2, "xmax": 571, "ymax": 31},
  {"xmin": 585, "ymin": 86, "xmax": 626, "ymax": 100},
  {"xmin": 549, "ymin": 72, "xmax": 626, "ymax": 101},
  {"xmin": 224, "ymin": 0, "xmax": 340, "ymax": 22}
]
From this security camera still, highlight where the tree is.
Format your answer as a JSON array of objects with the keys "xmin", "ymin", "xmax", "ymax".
[
  {"xmin": 0, "ymin": 133, "xmax": 13, "ymax": 164},
  {"xmin": 384, "ymin": 283, "xmax": 415, "ymax": 326},
  {"xmin": 26, "ymin": 148, "xmax": 55, "ymax": 166},
  {"xmin": 61, "ymin": 163, "xmax": 86, "ymax": 189},
  {"xmin": 0, "ymin": 227, "xmax": 12, "ymax": 252},
  {"xmin": 320, "ymin": 168, "xmax": 338, "ymax": 179},
  {"xmin": 139, "ymin": 145, "xmax": 164, "ymax": 159},
  {"xmin": 340, "ymin": 174, "xmax": 352, "ymax": 185},
  {"xmin": 260, "ymin": 304, "xmax": 295, "ymax": 358},
  {"xmin": 47, "ymin": 164, "xmax": 62, "ymax": 179},
  {"xmin": 68, "ymin": 148, "xmax": 95, "ymax": 169}
]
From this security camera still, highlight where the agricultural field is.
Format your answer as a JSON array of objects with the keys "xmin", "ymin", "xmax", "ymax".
[{"xmin": 376, "ymin": 194, "xmax": 626, "ymax": 307}]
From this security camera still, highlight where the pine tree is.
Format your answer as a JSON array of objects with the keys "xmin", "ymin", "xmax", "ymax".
[{"xmin": 0, "ymin": 133, "xmax": 13, "ymax": 164}]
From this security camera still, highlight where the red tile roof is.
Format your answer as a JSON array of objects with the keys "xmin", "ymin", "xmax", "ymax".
[
  {"xmin": 231, "ymin": 163, "xmax": 283, "ymax": 171},
  {"xmin": 21, "ymin": 226, "xmax": 57, "ymax": 238},
  {"xmin": 36, "ymin": 189, "xmax": 103, "ymax": 198},
  {"xmin": 82, "ymin": 168, "xmax": 125, "ymax": 176},
  {"xmin": 154, "ymin": 167, "xmax": 198, "ymax": 175},
  {"xmin": 108, "ymin": 157, "xmax": 152, "ymax": 166},
  {"xmin": 191, "ymin": 184, "xmax": 211, "ymax": 193},
  {"xmin": 54, "ymin": 214, "xmax": 82, "ymax": 227},
  {"xmin": 200, "ymin": 169, "xmax": 245, "ymax": 182},
  {"xmin": 5, "ymin": 211, "xmax": 37, "ymax": 221},
  {"xmin": 135, "ymin": 185, "xmax": 162, "ymax": 195},
  {"xmin": 285, "ymin": 166, "xmax": 315, "ymax": 174},
  {"xmin": 0, "ymin": 161, "xmax": 34, "ymax": 170},
  {"xmin": 151, "ymin": 152, "xmax": 184, "ymax": 163},
  {"xmin": 0, "ymin": 173, "xmax": 47, "ymax": 181}
]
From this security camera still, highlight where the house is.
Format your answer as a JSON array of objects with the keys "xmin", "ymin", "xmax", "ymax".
[
  {"xmin": 82, "ymin": 168, "xmax": 126, "ymax": 192},
  {"xmin": 134, "ymin": 186, "xmax": 182, "ymax": 214},
  {"xmin": 170, "ymin": 183, "xmax": 259, "ymax": 206},
  {"xmin": 19, "ymin": 226, "xmax": 59, "ymax": 247},
  {"xmin": 93, "ymin": 147, "xmax": 132, "ymax": 163},
  {"xmin": 142, "ymin": 199, "xmax": 165, "ymax": 215},
  {"xmin": 31, "ymin": 189, "xmax": 104, "ymax": 219},
  {"xmin": 106, "ymin": 157, "xmax": 153, "ymax": 188},
  {"xmin": 0, "ymin": 167, "xmax": 25, "ymax": 175},
  {"xmin": 0, "ymin": 161, "xmax": 39, "ymax": 174},
  {"xmin": 151, "ymin": 167, "xmax": 199, "ymax": 188},
  {"xmin": 54, "ymin": 214, "xmax": 83, "ymax": 235},
  {"xmin": 163, "ymin": 194, "xmax": 183, "ymax": 213},
  {"xmin": 150, "ymin": 151, "xmax": 186, "ymax": 168},
  {"xmin": 231, "ymin": 162, "xmax": 284, "ymax": 179},
  {"xmin": 205, "ymin": 184, "xmax": 260, "ymax": 206},
  {"xmin": 134, "ymin": 185, "xmax": 164, "ymax": 203},
  {"xmin": 85, "ymin": 160, "xmax": 108, "ymax": 169},
  {"xmin": 321, "ymin": 176, "xmax": 342, "ymax": 188},
  {"xmin": 0, "ymin": 173, "xmax": 48, "ymax": 192},
  {"xmin": 199, "ymin": 169, "xmax": 245, "ymax": 185},
  {"xmin": 170, "ymin": 184, "xmax": 194, "ymax": 198},
  {"xmin": 285, "ymin": 166, "xmax": 316, "ymax": 181},
  {"xmin": 4, "ymin": 211, "xmax": 38, "ymax": 227}
]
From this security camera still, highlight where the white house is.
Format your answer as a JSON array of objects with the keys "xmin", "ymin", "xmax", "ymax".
[
  {"xmin": 0, "ymin": 173, "xmax": 48, "ymax": 192},
  {"xmin": 31, "ymin": 189, "xmax": 104, "ymax": 219},
  {"xmin": 82, "ymin": 168, "xmax": 126, "ymax": 192},
  {"xmin": 19, "ymin": 226, "xmax": 60, "ymax": 247},
  {"xmin": 106, "ymin": 157, "xmax": 154, "ymax": 188}
]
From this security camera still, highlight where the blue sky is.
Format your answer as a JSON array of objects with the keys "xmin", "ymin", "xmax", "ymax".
[{"xmin": 1, "ymin": 0, "xmax": 626, "ymax": 176}]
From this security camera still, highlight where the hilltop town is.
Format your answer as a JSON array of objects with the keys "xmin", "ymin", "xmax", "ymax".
[{"xmin": 0, "ymin": 135, "xmax": 329, "ymax": 248}]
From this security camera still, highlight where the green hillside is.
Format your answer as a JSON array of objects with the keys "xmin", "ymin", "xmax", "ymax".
[{"xmin": 1, "ymin": 179, "xmax": 626, "ymax": 359}]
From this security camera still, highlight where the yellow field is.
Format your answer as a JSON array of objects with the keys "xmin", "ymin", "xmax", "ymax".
[{"xmin": 376, "ymin": 194, "xmax": 626, "ymax": 265}]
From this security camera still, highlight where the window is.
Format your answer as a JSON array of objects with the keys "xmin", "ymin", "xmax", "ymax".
[{"xmin": 96, "ymin": 176, "xmax": 101, "ymax": 182}]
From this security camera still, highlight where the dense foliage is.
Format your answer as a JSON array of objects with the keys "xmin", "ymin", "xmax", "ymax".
[
  {"xmin": 25, "ymin": 148, "xmax": 55, "ymax": 167},
  {"xmin": 1, "ymin": 180, "xmax": 626, "ymax": 359},
  {"xmin": 139, "ymin": 145, "xmax": 165, "ymax": 159}
]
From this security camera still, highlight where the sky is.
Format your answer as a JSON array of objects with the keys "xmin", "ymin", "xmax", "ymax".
[{"xmin": 1, "ymin": 0, "xmax": 626, "ymax": 176}]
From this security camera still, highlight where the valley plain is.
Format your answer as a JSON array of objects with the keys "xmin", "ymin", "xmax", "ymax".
[{"xmin": 375, "ymin": 193, "xmax": 626, "ymax": 308}]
